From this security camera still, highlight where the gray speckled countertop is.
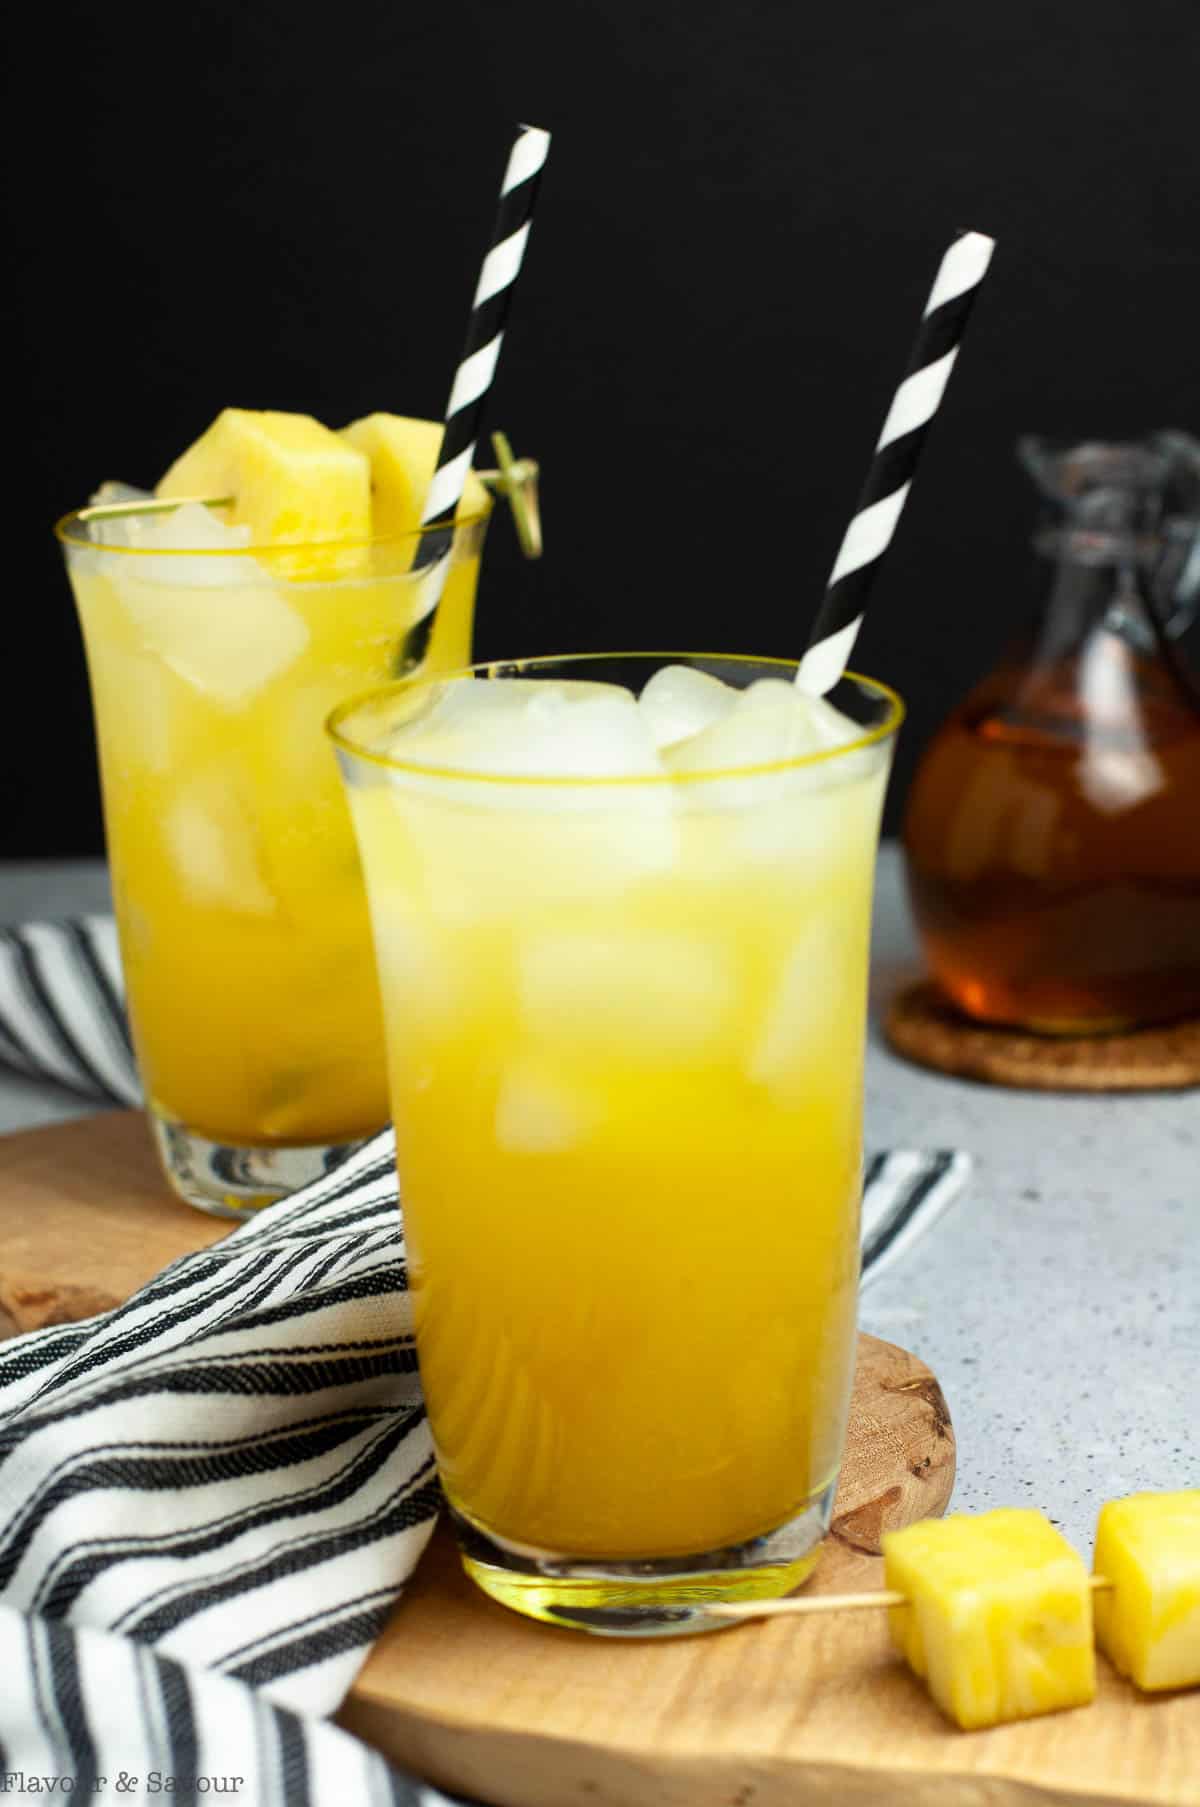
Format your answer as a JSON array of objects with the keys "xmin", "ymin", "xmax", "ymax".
[
  {"xmin": 864, "ymin": 847, "xmax": 1198, "ymax": 1551},
  {"xmin": 0, "ymin": 846, "xmax": 1195, "ymax": 1555}
]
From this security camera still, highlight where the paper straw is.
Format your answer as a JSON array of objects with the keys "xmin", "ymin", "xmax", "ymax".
[
  {"xmin": 796, "ymin": 229, "xmax": 995, "ymax": 696},
  {"xmin": 403, "ymin": 122, "xmax": 551, "ymax": 666}
]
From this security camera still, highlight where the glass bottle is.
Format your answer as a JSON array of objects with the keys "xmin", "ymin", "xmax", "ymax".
[{"xmin": 902, "ymin": 433, "xmax": 1200, "ymax": 1034}]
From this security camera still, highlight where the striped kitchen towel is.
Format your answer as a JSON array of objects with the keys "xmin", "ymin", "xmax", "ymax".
[
  {"xmin": 0, "ymin": 1126, "xmax": 465, "ymax": 1804},
  {"xmin": 0, "ymin": 913, "xmax": 969, "ymax": 1799},
  {"xmin": 0, "ymin": 916, "xmax": 141, "ymax": 1107},
  {"xmin": 0, "ymin": 1601, "xmax": 457, "ymax": 1805},
  {"xmin": 0, "ymin": 1131, "xmax": 431, "ymax": 1715}
]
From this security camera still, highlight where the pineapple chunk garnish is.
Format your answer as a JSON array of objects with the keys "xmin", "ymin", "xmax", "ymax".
[
  {"xmin": 882, "ymin": 1509, "xmax": 1095, "ymax": 1730},
  {"xmin": 340, "ymin": 412, "xmax": 490, "ymax": 540},
  {"xmin": 157, "ymin": 408, "xmax": 371, "ymax": 556},
  {"xmin": 1093, "ymin": 1491, "xmax": 1200, "ymax": 1691}
]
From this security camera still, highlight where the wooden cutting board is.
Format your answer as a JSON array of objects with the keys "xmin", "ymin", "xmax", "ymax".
[{"xmin": 0, "ymin": 1110, "xmax": 1195, "ymax": 1807}]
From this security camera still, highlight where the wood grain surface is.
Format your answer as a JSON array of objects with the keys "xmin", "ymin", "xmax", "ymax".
[
  {"xmin": 0, "ymin": 1109, "xmax": 1194, "ymax": 1805},
  {"xmin": 341, "ymin": 1518, "xmax": 1200, "ymax": 1807},
  {"xmin": 0, "ymin": 1110, "xmax": 227, "ymax": 1337}
]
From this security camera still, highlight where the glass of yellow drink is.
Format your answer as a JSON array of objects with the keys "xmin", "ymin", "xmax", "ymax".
[
  {"xmin": 330, "ymin": 653, "xmax": 902, "ymax": 1633},
  {"xmin": 58, "ymin": 496, "xmax": 490, "ymax": 1217}
]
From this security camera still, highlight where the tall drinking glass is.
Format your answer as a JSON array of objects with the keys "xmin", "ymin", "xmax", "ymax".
[
  {"xmin": 331, "ymin": 653, "xmax": 902, "ymax": 1633},
  {"xmin": 58, "ymin": 502, "xmax": 490, "ymax": 1217}
]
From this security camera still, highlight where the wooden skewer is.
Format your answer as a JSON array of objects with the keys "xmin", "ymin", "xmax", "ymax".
[
  {"xmin": 706, "ymin": 1575, "xmax": 1113, "ymax": 1622},
  {"xmin": 74, "ymin": 432, "xmax": 542, "ymax": 556},
  {"xmin": 77, "ymin": 494, "xmax": 234, "ymax": 521}
]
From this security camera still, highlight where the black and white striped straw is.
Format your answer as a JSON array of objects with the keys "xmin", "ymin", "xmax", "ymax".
[
  {"xmin": 796, "ymin": 228, "xmax": 995, "ymax": 696},
  {"xmin": 404, "ymin": 122, "xmax": 551, "ymax": 663}
]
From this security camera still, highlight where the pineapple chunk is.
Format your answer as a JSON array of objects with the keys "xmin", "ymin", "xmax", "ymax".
[
  {"xmin": 157, "ymin": 408, "xmax": 371, "ymax": 551},
  {"xmin": 1093, "ymin": 1491, "xmax": 1200, "ymax": 1691},
  {"xmin": 882, "ymin": 1509, "xmax": 1095, "ymax": 1730},
  {"xmin": 339, "ymin": 412, "xmax": 490, "ymax": 540}
]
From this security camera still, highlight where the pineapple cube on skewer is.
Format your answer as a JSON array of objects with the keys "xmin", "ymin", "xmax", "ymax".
[
  {"xmin": 882, "ymin": 1509, "xmax": 1096, "ymax": 1730},
  {"xmin": 1093, "ymin": 1491, "xmax": 1200, "ymax": 1692},
  {"xmin": 157, "ymin": 408, "xmax": 372, "ymax": 570},
  {"xmin": 340, "ymin": 412, "xmax": 491, "ymax": 542}
]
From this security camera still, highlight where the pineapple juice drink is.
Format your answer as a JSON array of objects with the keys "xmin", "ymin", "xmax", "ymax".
[
  {"xmin": 332, "ymin": 655, "xmax": 902, "ymax": 1631},
  {"xmin": 59, "ymin": 409, "xmax": 491, "ymax": 1216}
]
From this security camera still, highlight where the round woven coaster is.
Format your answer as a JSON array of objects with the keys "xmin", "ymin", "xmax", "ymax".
[{"xmin": 885, "ymin": 981, "xmax": 1200, "ymax": 1092}]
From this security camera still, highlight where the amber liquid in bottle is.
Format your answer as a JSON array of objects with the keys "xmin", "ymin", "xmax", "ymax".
[{"xmin": 903, "ymin": 563, "xmax": 1200, "ymax": 1034}]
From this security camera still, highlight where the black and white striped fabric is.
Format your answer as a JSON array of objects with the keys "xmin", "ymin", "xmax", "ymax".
[
  {"xmin": 0, "ymin": 1125, "xmax": 464, "ymax": 1803},
  {"xmin": 0, "ymin": 915, "xmax": 140, "ymax": 1106},
  {"xmin": 0, "ymin": 912, "xmax": 968, "ymax": 1800},
  {"xmin": 1, "ymin": 1603, "xmax": 457, "ymax": 1806},
  {"xmin": 0, "ymin": 1130, "xmax": 433, "ymax": 1715},
  {"xmin": 860, "ymin": 1147, "xmax": 969, "ymax": 1287},
  {"xmin": 404, "ymin": 122, "xmax": 550, "ymax": 670},
  {"xmin": 796, "ymin": 228, "xmax": 995, "ymax": 696}
]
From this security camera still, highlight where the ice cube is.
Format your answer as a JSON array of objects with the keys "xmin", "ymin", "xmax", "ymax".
[
  {"xmin": 517, "ymin": 927, "xmax": 735, "ymax": 1060},
  {"xmin": 163, "ymin": 769, "xmax": 277, "ymax": 915},
  {"xmin": 666, "ymin": 680, "xmax": 822, "ymax": 771},
  {"xmin": 87, "ymin": 481, "xmax": 155, "ymax": 549},
  {"xmin": 637, "ymin": 664, "xmax": 738, "ymax": 749},
  {"xmin": 124, "ymin": 499, "xmax": 254, "ymax": 578},
  {"xmin": 495, "ymin": 1057, "xmax": 594, "ymax": 1153},
  {"xmin": 90, "ymin": 481, "xmax": 153, "ymax": 506},
  {"xmin": 115, "ymin": 561, "xmax": 310, "ymax": 707},
  {"xmin": 663, "ymin": 677, "xmax": 864, "ymax": 811},
  {"xmin": 83, "ymin": 496, "xmax": 307, "ymax": 704},
  {"xmin": 65, "ymin": 485, "xmax": 153, "ymax": 583},
  {"xmin": 411, "ymin": 676, "xmax": 630, "ymax": 740},
  {"xmin": 792, "ymin": 690, "xmax": 863, "ymax": 754},
  {"xmin": 362, "ymin": 771, "xmax": 677, "ymax": 925},
  {"xmin": 747, "ymin": 920, "xmax": 849, "ymax": 1094},
  {"xmin": 392, "ymin": 679, "xmax": 657, "ymax": 780},
  {"xmin": 522, "ymin": 689, "xmax": 662, "ymax": 778},
  {"xmin": 87, "ymin": 496, "xmax": 251, "ymax": 563},
  {"xmin": 735, "ymin": 755, "xmax": 887, "ymax": 866},
  {"xmin": 371, "ymin": 677, "xmax": 681, "ymax": 896},
  {"xmin": 351, "ymin": 675, "xmax": 529, "ymax": 765},
  {"xmin": 120, "ymin": 576, "xmax": 309, "ymax": 705},
  {"xmin": 369, "ymin": 904, "xmax": 461, "ymax": 1030}
]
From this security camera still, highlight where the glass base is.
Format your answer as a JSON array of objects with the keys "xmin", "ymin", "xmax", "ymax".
[
  {"xmin": 150, "ymin": 1108, "xmax": 363, "ymax": 1220},
  {"xmin": 449, "ymin": 1478, "xmax": 836, "ymax": 1637}
]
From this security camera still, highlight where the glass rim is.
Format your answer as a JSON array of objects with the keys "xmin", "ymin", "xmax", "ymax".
[
  {"xmin": 327, "ymin": 652, "xmax": 905, "ymax": 789},
  {"xmin": 53, "ymin": 498, "xmax": 492, "ymax": 557}
]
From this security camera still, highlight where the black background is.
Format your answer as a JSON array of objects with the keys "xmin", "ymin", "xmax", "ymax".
[{"xmin": 4, "ymin": 0, "xmax": 1199, "ymax": 855}]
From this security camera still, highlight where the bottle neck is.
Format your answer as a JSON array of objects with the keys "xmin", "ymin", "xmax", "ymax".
[
  {"xmin": 1013, "ymin": 536, "xmax": 1200, "ymax": 729},
  {"xmin": 1032, "ymin": 548, "xmax": 1152, "ymax": 664}
]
